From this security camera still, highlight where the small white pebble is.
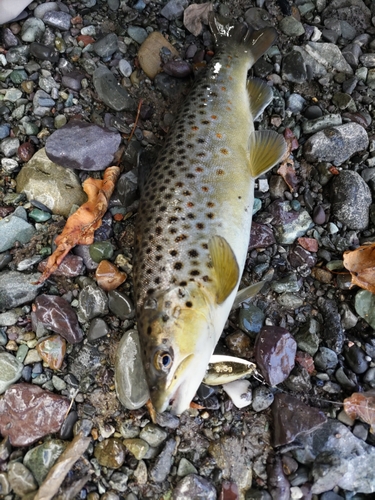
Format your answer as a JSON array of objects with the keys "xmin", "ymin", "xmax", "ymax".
[
  {"xmin": 222, "ymin": 380, "xmax": 252, "ymax": 409},
  {"xmin": 311, "ymin": 27, "xmax": 322, "ymax": 42},
  {"xmin": 290, "ymin": 486, "xmax": 304, "ymax": 499}
]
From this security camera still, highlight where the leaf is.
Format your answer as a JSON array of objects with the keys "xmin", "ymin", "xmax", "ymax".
[
  {"xmin": 183, "ymin": 2, "xmax": 213, "ymax": 36},
  {"xmin": 277, "ymin": 128, "xmax": 299, "ymax": 192},
  {"xmin": 36, "ymin": 166, "xmax": 120, "ymax": 284},
  {"xmin": 344, "ymin": 391, "xmax": 375, "ymax": 433},
  {"xmin": 343, "ymin": 243, "xmax": 375, "ymax": 293}
]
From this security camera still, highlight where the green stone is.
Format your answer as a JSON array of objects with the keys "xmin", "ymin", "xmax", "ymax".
[
  {"xmin": 16, "ymin": 344, "xmax": 29, "ymax": 363},
  {"xmin": 252, "ymin": 198, "xmax": 262, "ymax": 215},
  {"xmin": 28, "ymin": 208, "xmax": 51, "ymax": 222},
  {"xmin": 10, "ymin": 69, "xmax": 28, "ymax": 84},
  {"xmin": 54, "ymin": 114, "xmax": 67, "ymax": 129},
  {"xmin": 89, "ymin": 241, "xmax": 114, "ymax": 263},
  {"xmin": 94, "ymin": 438, "xmax": 126, "ymax": 469},
  {"xmin": 139, "ymin": 424, "xmax": 168, "ymax": 447},
  {"xmin": 177, "ymin": 457, "xmax": 197, "ymax": 476},
  {"xmin": 271, "ymin": 273, "xmax": 301, "ymax": 293},
  {"xmin": 39, "ymin": 247, "xmax": 52, "ymax": 257},
  {"xmin": 22, "ymin": 121, "xmax": 39, "ymax": 135},
  {"xmin": 355, "ymin": 290, "xmax": 375, "ymax": 329},
  {"xmin": 23, "ymin": 440, "xmax": 66, "ymax": 485},
  {"xmin": 294, "ymin": 318, "xmax": 320, "ymax": 355},
  {"xmin": 123, "ymin": 438, "xmax": 149, "ymax": 460},
  {"xmin": 290, "ymin": 199, "xmax": 301, "ymax": 211},
  {"xmin": 0, "ymin": 70, "xmax": 12, "ymax": 82},
  {"xmin": 55, "ymin": 37, "xmax": 66, "ymax": 52}
]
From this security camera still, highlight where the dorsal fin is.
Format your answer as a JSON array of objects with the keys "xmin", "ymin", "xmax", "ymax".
[
  {"xmin": 247, "ymin": 79, "xmax": 273, "ymax": 120},
  {"xmin": 208, "ymin": 235, "xmax": 239, "ymax": 304},
  {"xmin": 248, "ymin": 130, "xmax": 287, "ymax": 178}
]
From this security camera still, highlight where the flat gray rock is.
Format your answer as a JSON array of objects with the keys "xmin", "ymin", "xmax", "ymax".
[
  {"xmin": 93, "ymin": 65, "xmax": 136, "ymax": 112},
  {"xmin": 45, "ymin": 120, "xmax": 122, "ymax": 171},
  {"xmin": 0, "ymin": 212, "xmax": 35, "ymax": 252},
  {"xmin": 0, "ymin": 271, "xmax": 43, "ymax": 312},
  {"xmin": 304, "ymin": 123, "xmax": 369, "ymax": 166}
]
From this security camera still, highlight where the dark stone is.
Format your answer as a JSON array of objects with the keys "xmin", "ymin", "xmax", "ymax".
[
  {"xmin": 249, "ymin": 222, "xmax": 275, "ymax": 250},
  {"xmin": 45, "ymin": 120, "xmax": 122, "ymax": 171},
  {"xmin": 318, "ymin": 299, "xmax": 345, "ymax": 353},
  {"xmin": 267, "ymin": 454, "xmax": 290, "ymax": 500},
  {"xmin": 272, "ymin": 393, "xmax": 327, "ymax": 447},
  {"xmin": 29, "ymin": 42, "xmax": 59, "ymax": 62}
]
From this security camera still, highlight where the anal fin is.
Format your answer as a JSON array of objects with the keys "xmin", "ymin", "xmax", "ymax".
[
  {"xmin": 208, "ymin": 235, "xmax": 239, "ymax": 304},
  {"xmin": 249, "ymin": 130, "xmax": 287, "ymax": 178},
  {"xmin": 247, "ymin": 79, "xmax": 273, "ymax": 121}
]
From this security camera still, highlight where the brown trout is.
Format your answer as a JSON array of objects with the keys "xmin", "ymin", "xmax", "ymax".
[{"xmin": 133, "ymin": 13, "xmax": 286, "ymax": 414}]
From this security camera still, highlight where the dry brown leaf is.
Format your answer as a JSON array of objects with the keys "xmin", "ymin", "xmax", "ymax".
[
  {"xmin": 183, "ymin": 2, "xmax": 213, "ymax": 36},
  {"xmin": 36, "ymin": 166, "xmax": 120, "ymax": 284},
  {"xmin": 277, "ymin": 128, "xmax": 299, "ymax": 192},
  {"xmin": 343, "ymin": 243, "xmax": 375, "ymax": 293},
  {"xmin": 344, "ymin": 391, "xmax": 375, "ymax": 433}
]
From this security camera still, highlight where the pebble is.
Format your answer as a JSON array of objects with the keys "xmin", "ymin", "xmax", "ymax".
[
  {"xmin": 160, "ymin": 0, "xmax": 188, "ymax": 20},
  {"xmin": 287, "ymin": 93, "xmax": 306, "ymax": 114},
  {"xmin": 139, "ymin": 424, "xmax": 168, "ymax": 447},
  {"xmin": 43, "ymin": 10, "xmax": 71, "ymax": 30},
  {"xmin": 177, "ymin": 458, "xmax": 198, "ymax": 477},
  {"xmin": 119, "ymin": 59, "xmax": 132, "ymax": 78},
  {"xmin": 0, "ymin": 383, "xmax": 70, "ymax": 447},
  {"xmin": 108, "ymin": 290, "xmax": 134, "ymax": 319},
  {"xmin": 23, "ymin": 439, "xmax": 66, "ymax": 485},
  {"xmin": 173, "ymin": 474, "xmax": 217, "ymax": 499},
  {"xmin": 0, "ymin": 210, "xmax": 35, "ymax": 252},
  {"xmin": 302, "ymin": 113, "xmax": 342, "ymax": 134},
  {"xmin": 18, "ymin": 141, "xmax": 35, "ymax": 163},
  {"xmin": 8, "ymin": 461, "xmax": 37, "ymax": 497},
  {"xmin": 34, "ymin": 294, "xmax": 83, "ymax": 344},
  {"xmin": 355, "ymin": 289, "xmax": 375, "ymax": 329},
  {"xmin": 45, "ymin": 120, "xmax": 121, "ymax": 171},
  {"xmin": 304, "ymin": 42, "xmax": 353, "ymax": 75},
  {"xmin": 282, "ymin": 50, "xmax": 307, "ymax": 83},
  {"xmin": 90, "ymin": 241, "xmax": 115, "ymax": 262},
  {"xmin": 268, "ymin": 200, "xmax": 313, "ymax": 245},
  {"xmin": 1, "ymin": 137, "xmax": 20, "ymax": 157},
  {"xmin": 252, "ymin": 386, "xmax": 275, "ymax": 412},
  {"xmin": 249, "ymin": 222, "xmax": 275, "ymax": 250},
  {"xmin": 87, "ymin": 317, "xmax": 110, "ymax": 342},
  {"xmin": 128, "ymin": 26, "xmax": 148, "ymax": 44},
  {"xmin": 77, "ymin": 284, "xmax": 108, "ymax": 322},
  {"xmin": 0, "ymin": 352, "xmax": 23, "ymax": 394},
  {"xmin": 93, "ymin": 33, "xmax": 119, "ymax": 58},
  {"xmin": 330, "ymin": 170, "xmax": 372, "ymax": 230},
  {"xmin": 0, "ymin": 271, "xmax": 42, "ymax": 312},
  {"xmin": 223, "ymin": 379, "xmax": 252, "ymax": 409},
  {"xmin": 123, "ymin": 438, "xmax": 149, "ymax": 460},
  {"xmin": 303, "ymin": 123, "xmax": 369, "ymax": 166},
  {"xmin": 149, "ymin": 438, "xmax": 176, "ymax": 482},
  {"xmin": 254, "ymin": 326, "xmax": 297, "ymax": 386},
  {"xmin": 114, "ymin": 169, "xmax": 138, "ymax": 208},
  {"xmin": 16, "ymin": 148, "xmax": 86, "ymax": 217},
  {"xmin": 93, "ymin": 66, "xmax": 136, "ymax": 112},
  {"xmin": 94, "ymin": 438, "xmax": 126, "ymax": 469},
  {"xmin": 138, "ymin": 31, "xmax": 179, "ymax": 79},
  {"xmin": 280, "ymin": 17, "xmax": 305, "ymax": 37},
  {"xmin": 36, "ymin": 334, "xmax": 66, "ymax": 370},
  {"xmin": 38, "ymin": 254, "xmax": 85, "ymax": 278},
  {"xmin": 115, "ymin": 329, "xmax": 149, "ymax": 410},
  {"xmin": 21, "ymin": 17, "xmax": 45, "ymax": 42},
  {"xmin": 272, "ymin": 393, "xmax": 327, "ymax": 447},
  {"xmin": 238, "ymin": 304, "xmax": 265, "ymax": 338},
  {"xmin": 225, "ymin": 331, "xmax": 253, "ymax": 358},
  {"xmin": 343, "ymin": 344, "xmax": 368, "ymax": 374},
  {"xmin": 34, "ymin": 2, "xmax": 59, "ymax": 19}
]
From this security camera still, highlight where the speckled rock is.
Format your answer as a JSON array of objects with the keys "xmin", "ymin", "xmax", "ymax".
[
  {"xmin": 0, "ymin": 352, "xmax": 23, "ymax": 394},
  {"xmin": 94, "ymin": 438, "xmax": 126, "ymax": 469},
  {"xmin": 304, "ymin": 123, "xmax": 369, "ymax": 166},
  {"xmin": 8, "ymin": 461, "xmax": 37, "ymax": 497},
  {"xmin": 23, "ymin": 439, "xmax": 66, "ymax": 485},
  {"xmin": 173, "ymin": 474, "xmax": 217, "ymax": 499},
  {"xmin": 16, "ymin": 148, "xmax": 86, "ymax": 218},
  {"xmin": 0, "ymin": 271, "xmax": 42, "ymax": 312},
  {"xmin": 330, "ymin": 170, "xmax": 372, "ymax": 230}
]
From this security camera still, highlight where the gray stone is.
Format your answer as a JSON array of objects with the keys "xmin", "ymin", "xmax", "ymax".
[
  {"xmin": 173, "ymin": 474, "xmax": 217, "ymax": 499},
  {"xmin": 1, "ymin": 137, "xmax": 20, "ymax": 157},
  {"xmin": 0, "ymin": 212, "xmax": 35, "ymax": 252},
  {"xmin": 304, "ymin": 42, "xmax": 353, "ymax": 75},
  {"xmin": 160, "ymin": 0, "xmax": 188, "ymax": 20},
  {"xmin": 0, "ymin": 271, "xmax": 42, "ymax": 312},
  {"xmin": 322, "ymin": 0, "xmax": 371, "ymax": 33},
  {"xmin": 304, "ymin": 123, "xmax": 369, "ymax": 166},
  {"xmin": 282, "ymin": 50, "xmax": 307, "ymax": 83},
  {"xmin": 355, "ymin": 290, "xmax": 375, "ymax": 329},
  {"xmin": 0, "ymin": 352, "xmax": 23, "ymax": 394},
  {"xmin": 108, "ymin": 290, "xmax": 134, "ymax": 320},
  {"xmin": 43, "ymin": 11, "xmax": 72, "ymax": 30},
  {"xmin": 7, "ymin": 462, "xmax": 37, "ymax": 497},
  {"xmin": 287, "ymin": 93, "xmax": 306, "ymax": 114},
  {"xmin": 118, "ymin": 59, "xmax": 132, "ymax": 78},
  {"xmin": 252, "ymin": 386, "xmax": 274, "ymax": 412},
  {"xmin": 16, "ymin": 148, "xmax": 86, "ymax": 218},
  {"xmin": 314, "ymin": 347, "xmax": 338, "ymax": 371},
  {"xmin": 93, "ymin": 33, "xmax": 118, "ymax": 58},
  {"xmin": 176, "ymin": 458, "xmax": 198, "ymax": 477},
  {"xmin": 0, "ymin": 309, "xmax": 23, "ymax": 327},
  {"xmin": 127, "ymin": 26, "xmax": 148, "ymax": 44},
  {"xmin": 34, "ymin": 2, "xmax": 59, "ymax": 19},
  {"xmin": 77, "ymin": 284, "xmax": 108, "ymax": 322},
  {"xmin": 45, "ymin": 120, "xmax": 121, "ymax": 171},
  {"xmin": 302, "ymin": 114, "xmax": 342, "ymax": 134},
  {"xmin": 21, "ymin": 18, "xmax": 45, "ymax": 42},
  {"xmin": 139, "ymin": 424, "xmax": 168, "ymax": 447},
  {"xmin": 115, "ymin": 329, "xmax": 149, "ymax": 410},
  {"xmin": 149, "ymin": 439, "xmax": 176, "ymax": 482},
  {"xmin": 87, "ymin": 317, "xmax": 110, "ymax": 342},
  {"xmin": 330, "ymin": 170, "xmax": 371, "ymax": 230},
  {"xmin": 294, "ymin": 419, "xmax": 375, "ymax": 494},
  {"xmin": 93, "ymin": 65, "xmax": 136, "ymax": 111},
  {"xmin": 268, "ymin": 200, "xmax": 314, "ymax": 245},
  {"xmin": 280, "ymin": 16, "xmax": 305, "ymax": 37},
  {"xmin": 33, "ymin": 89, "xmax": 55, "ymax": 117}
]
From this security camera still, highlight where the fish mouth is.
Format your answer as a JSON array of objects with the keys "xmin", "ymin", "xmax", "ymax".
[{"xmin": 151, "ymin": 353, "xmax": 196, "ymax": 414}]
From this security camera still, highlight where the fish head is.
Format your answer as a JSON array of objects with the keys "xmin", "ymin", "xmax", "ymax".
[{"xmin": 138, "ymin": 284, "xmax": 216, "ymax": 414}]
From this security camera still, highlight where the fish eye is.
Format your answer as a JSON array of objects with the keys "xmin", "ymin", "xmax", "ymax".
[{"xmin": 154, "ymin": 351, "xmax": 173, "ymax": 371}]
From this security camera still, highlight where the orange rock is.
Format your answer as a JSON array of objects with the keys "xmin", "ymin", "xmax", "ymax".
[
  {"xmin": 138, "ymin": 32, "xmax": 179, "ymax": 79},
  {"xmin": 36, "ymin": 335, "xmax": 66, "ymax": 370},
  {"xmin": 95, "ymin": 260, "xmax": 127, "ymax": 292},
  {"xmin": 77, "ymin": 35, "xmax": 95, "ymax": 46},
  {"xmin": 297, "ymin": 237, "xmax": 318, "ymax": 253}
]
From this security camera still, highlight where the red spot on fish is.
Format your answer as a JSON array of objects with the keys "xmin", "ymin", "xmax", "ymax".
[
  {"xmin": 221, "ymin": 86, "xmax": 226, "ymax": 91},
  {"xmin": 216, "ymin": 133, "xmax": 222, "ymax": 139},
  {"xmin": 220, "ymin": 148, "xmax": 228, "ymax": 155},
  {"xmin": 211, "ymin": 115, "xmax": 217, "ymax": 120},
  {"xmin": 191, "ymin": 126, "xmax": 199, "ymax": 131}
]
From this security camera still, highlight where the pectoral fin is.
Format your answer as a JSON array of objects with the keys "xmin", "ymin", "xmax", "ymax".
[
  {"xmin": 247, "ymin": 79, "xmax": 273, "ymax": 121},
  {"xmin": 232, "ymin": 280, "xmax": 267, "ymax": 310},
  {"xmin": 209, "ymin": 235, "xmax": 239, "ymax": 304},
  {"xmin": 249, "ymin": 130, "xmax": 287, "ymax": 178}
]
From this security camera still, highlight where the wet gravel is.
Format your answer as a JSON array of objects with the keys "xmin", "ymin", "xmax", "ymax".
[{"xmin": 1, "ymin": 0, "xmax": 375, "ymax": 498}]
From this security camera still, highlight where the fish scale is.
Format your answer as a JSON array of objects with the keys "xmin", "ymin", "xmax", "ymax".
[{"xmin": 131, "ymin": 13, "xmax": 287, "ymax": 414}]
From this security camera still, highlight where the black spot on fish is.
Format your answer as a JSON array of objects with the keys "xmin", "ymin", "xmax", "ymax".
[
  {"xmin": 187, "ymin": 213, "xmax": 195, "ymax": 219},
  {"xmin": 147, "ymin": 288, "xmax": 155, "ymax": 294},
  {"xmin": 147, "ymin": 326, "xmax": 152, "ymax": 335},
  {"xmin": 156, "ymin": 245, "xmax": 163, "ymax": 252},
  {"xmin": 186, "ymin": 301, "xmax": 193, "ymax": 308},
  {"xmin": 170, "ymin": 249, "xmax": 178, "ymax": 256},
  {"xmin": 155, "ymin": 255, "xmax": 163, "ymax": 261},
  {"xmin": 196, "ymin": 222, "xmax": 204, "ymax": 230},
  {"xmin": 155, "ymin": 226, "xmax": 163, "ymax": 235},
  {"xmin": 188, "ymin": 249, "xmax": 199, "ymax": 257},
  {"xmin": 174, "ymin": 262, "xmax": 183, "ymax": 270},
  {"xmin": 190, "ymin": 269, "xmax": 200, "ymax": 276},
  {"xmin": 169, "ymin": 216, "xmax": 178, "ymax": 224},
  {"xmin": 206, "ymin": 213, "xmax": 215, "ymax": 219},
  {"xmin": 180, "ymin": 280, "xmax": 187, "ymax": 286}
]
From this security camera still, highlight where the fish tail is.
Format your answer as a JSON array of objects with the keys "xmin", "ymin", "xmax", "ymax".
[{"xmin": 208, "ymin": 13, "xmax": 277, "ymax": 63}]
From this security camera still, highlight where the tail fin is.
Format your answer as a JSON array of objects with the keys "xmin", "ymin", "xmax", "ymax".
[{"xmin": 208, "ymin": 13, "xmax": 277, "ymax": 63}]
